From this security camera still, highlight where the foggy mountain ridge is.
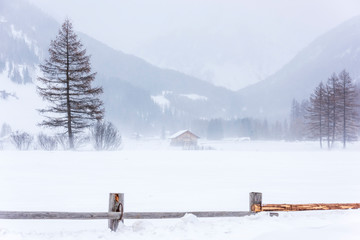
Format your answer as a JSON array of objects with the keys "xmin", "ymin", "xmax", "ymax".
[
  {"xmin": 2, "ymin": 0, "xmax": 360, "ymax": 134},
  {"xmin": 0, "ymin": 0, "xmax": 238, "ymax": 134},
  {"xmin": 237, "ymin": 14, "xmax": 360, "ymax": 121},
  {"xmin": 134, "ymin": 29, "xmax": 294, "ymax": 91}
]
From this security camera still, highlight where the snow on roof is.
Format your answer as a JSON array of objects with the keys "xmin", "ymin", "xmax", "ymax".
[
  {"xmin": 169, "ymin": 130, "xmax": 199, "ymax": 139},
  {"xmin": 169, "ymin": 130, "xmax": 188, "ymax": 139}
]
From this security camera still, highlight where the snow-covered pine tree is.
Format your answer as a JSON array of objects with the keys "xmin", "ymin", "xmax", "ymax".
[{"xmin": 37, "ymin": 19, "xmax": 104, "ymax": 149}]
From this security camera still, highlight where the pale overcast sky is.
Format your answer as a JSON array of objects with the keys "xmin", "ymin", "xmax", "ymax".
[{"xmin": 28, "ymin": 0, "xmax": 360, "ymax": 89}]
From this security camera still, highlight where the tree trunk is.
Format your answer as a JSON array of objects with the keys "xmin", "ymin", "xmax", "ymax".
[{"xmin": 65, "ymin": 27, "xmax": 74, "ymax": 149}]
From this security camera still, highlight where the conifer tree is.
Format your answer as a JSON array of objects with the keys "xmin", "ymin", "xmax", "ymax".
[
  {"xmin": 37, "ymin": 19, "xmax": 104, "ymax": 149},
  {"xmin": 305, "ymin": 71, "xmax": 359, "ymax": 149},
  {"xmin": 323, "ymin": 84, "xmax": 332, "ymax": 148},
  {"xmin": 327, "ymin": 73, "xmax": 340, "ymax": 147},
  {"xmin": 306, "ymin": 82, "xmax": 325, "ymax": 147},
  {"xmin": 337, "ymin": 70, "xmax": 359, "ymax": 148}
]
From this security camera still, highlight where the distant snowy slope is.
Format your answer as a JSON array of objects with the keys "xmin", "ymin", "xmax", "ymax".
[
  {"xmin": 0, "ymin": 0, "xmax": 57, "ymax": 82},
  {"xmin": 79, "ymin": 33, "xmax": 237, "ymax": 127},
  {"xmin": 0, "ymin": 66, "xmax": 44, "ymax": 132},
  {"xmin": 133, "ymin": 16, "xmax": 302, "ymax": 91},
  {"xmin": 0, "ymin": 0, "xmax": 237, "ymax": 134},
  {"xmin": 0, "ymin": 0, "xmax": 57, "ymax": 132},
  {"xmin": 4, "ymin": 0, "xmax": 360, "ymax": 132},
  {"xmin": 238, "ymin": 15, "xmax": 360, "ymax": 121}
]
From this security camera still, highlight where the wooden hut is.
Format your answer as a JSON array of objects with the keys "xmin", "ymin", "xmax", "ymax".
[{"xmin": 169, "ymin": 130, "xmax": 199, "ymax": 147}]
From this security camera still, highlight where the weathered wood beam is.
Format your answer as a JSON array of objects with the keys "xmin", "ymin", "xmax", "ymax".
[
  {"xmin": 252, "ymin": 203, "xmax": 360, "ymax": 212},
  {"xmin": 0, "ymin": 211, "xmax": 254, "ymax": 220},
  {"xmin": 124, "ymin": 211, "xmax": 254, "ymax": 219},
  {"xmin": 0, "ymin": 211, "xmax": 121, "ymax": 219}
]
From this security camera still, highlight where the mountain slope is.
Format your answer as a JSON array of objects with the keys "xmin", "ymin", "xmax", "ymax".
[
  {"xmin": 79, "ymin": 34, "xmax": 238, "ymax": 121},
  {"xmin": 0, "ymin": 0, "xmax": 237, "ymax": 135},
  {"xmin": 238, "ymin": 15, "xmax": 360, "ymax": 121}
]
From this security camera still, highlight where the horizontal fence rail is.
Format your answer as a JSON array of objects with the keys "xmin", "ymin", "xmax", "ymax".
[
  {"xmin": 0, "ymin": 211, "xmax": 122, "ymax": 220},
  {"xmin": 252, "ymin": 203, "xmax": 360, "ymax": 212},
  {"xmin": 1, "ymin": 192, "xmax": 359, "ymax": 232},
  {"xmin": 0, "ymin": 211, "xmax": 254, "ymax": 220},
  {"xmin": 124, "ymin": 211, "xmax": 254, "ymax": 219},
  {"xmin": 0, "ymin": 193, "xmax": 255, "ymax": 231},
  {"xmin": 249, "ymin": 192, "xmax": 360, "ymax": 213}
]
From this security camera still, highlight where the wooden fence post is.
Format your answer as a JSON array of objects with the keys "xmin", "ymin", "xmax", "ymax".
[
  {"xmin": 108, "ymin": 193, "xmax": 124, "ymax": 231},
  {"xmin": 249, "ymin": 192, "xmax": 262, "ymax": 212}
]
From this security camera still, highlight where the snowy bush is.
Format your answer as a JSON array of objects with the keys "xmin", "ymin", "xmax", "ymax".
[
  {"xmin": 55, "ymin": 134, "xmax": 90, "ymax": 150},
  {"xmin": 91, "ymin": 121, "xmax": 121, "ymax": 150},
  {"xmin": 55, "ymin": 134, "xmax": 68, "ymax": 150},
  {"xmin": 37, "ymin": 133, "xmax": 58, "ymax": 151},
  {"xmin": 74, "ymin": 134, "xmax": 90, "ymax": 149},
  {"xmin": 10, "ymin": 131, "xmax": 33, "ymax": 150}
]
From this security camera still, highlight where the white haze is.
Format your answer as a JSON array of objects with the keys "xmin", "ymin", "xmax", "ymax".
[{"xmin": 27, "ymin": 0, "xmax": 360, "ymax": 90}]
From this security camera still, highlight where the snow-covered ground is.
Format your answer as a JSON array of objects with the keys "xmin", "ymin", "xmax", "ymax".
[{"xmin": 0, "ymin": 140, "xmax": 360, "ymax": 240}]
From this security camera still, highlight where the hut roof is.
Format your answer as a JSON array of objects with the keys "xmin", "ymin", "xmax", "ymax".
[{"xmin": 169, "ymin": 130, "xmax": 199, "ymax": 139}]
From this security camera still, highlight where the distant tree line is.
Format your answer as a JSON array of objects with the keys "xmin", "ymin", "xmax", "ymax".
[{"xmin": 191, "ymin": 117, "xmax": 290, "ymax": 141}]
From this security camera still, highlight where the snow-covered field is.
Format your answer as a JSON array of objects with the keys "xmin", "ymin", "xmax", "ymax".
[{"xmin": 0, "ymin": 140, "xmax": 360, "ymax": 240}]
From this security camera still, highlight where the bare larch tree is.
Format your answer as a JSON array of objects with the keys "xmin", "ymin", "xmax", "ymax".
[
  {"xmin": 305, "ymin": 70, "xmax": 359, "ymax": 149},
  {"xmin": 306, "ymin": 82, "xmax": 325, "ymax": 148},
  {"xmin": 323, "ymin": 83, "xmax": 332, "ymax": 148},
  {"xmin": 337, "ymin": 70, "xmax": 359, "ymax": 148},
  {"xmin": 327, "ymin": 73, "xmax": 341, "ymax": 148},
  {"xmin": 37, "ymin": 19, "xmax": 104, "ymax": 149}
]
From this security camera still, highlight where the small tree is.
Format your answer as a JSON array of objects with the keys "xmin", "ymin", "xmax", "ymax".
[
  {"xmin": 91, "ymin": 121, "xmax": 121, "ymax": 150},
  {"xmin": 55, "ymin": 133, "xmax": 89, "ymax": 150},
  {"xmin": 37, "ymin": 133, "xmax": 58, "ymax": 151},
  {"xmin": 11, "ymin": 131, "xmax": 33, "ymax": 150},
  {"xmin": 37, "ymin": 19, "xmax": 104, "ymax": 149},
  {"xmin": 55, "ymin": 134, "xmax": 69, "ymax": 150}
]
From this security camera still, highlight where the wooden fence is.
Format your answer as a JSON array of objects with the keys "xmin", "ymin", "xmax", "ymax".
[
  {"xmin": 249, "ymin": 192, "xmax": 360, "ymax": 213},
  {"xmin": 0, "ymin": 192, "xmax": 359, "ymax": 232}
]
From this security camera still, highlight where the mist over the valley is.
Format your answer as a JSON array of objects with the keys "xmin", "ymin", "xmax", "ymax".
[
  {"xmin": 2, "ymin": 2, "xmax": 360, "ymax": 239},
  {"xmin": 1, "ymin": 0, "xmax": 360, "ymax": 144}
]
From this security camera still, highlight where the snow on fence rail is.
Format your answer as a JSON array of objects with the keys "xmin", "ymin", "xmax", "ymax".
[{"xmin": 1, "ymin": 192, "xmax": 359, "ymax": 232}]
